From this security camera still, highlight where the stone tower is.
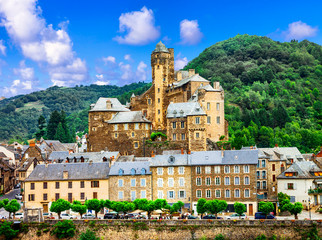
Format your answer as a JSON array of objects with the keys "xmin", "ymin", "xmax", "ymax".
[{"xmin": 151, "ymin": 41, "xmax": 174, "ymax": 130}]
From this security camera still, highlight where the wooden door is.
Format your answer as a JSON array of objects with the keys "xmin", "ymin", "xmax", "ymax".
[
  {"xmin": 249, "ymin": 204, "xmax": 253, "ymax": 216},
  {"xmin": 43, "ymin": 204, "xmax": 48, "ymax": 213}
]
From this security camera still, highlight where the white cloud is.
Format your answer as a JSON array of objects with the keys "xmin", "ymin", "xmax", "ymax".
[
  {"xmin": 124, "ymin": 54, "xmax": 131, "ymax": 61},
  {"xmin": 283, "ymin": 21, "xmax": 318, "ymax": 40},
  {"xmin": 174, "ymin": 54, "xmax": 188, "ymax": 70},
  {"xmin": 114, "ymin": 6, "xmax": 160, "ymax": 45},
  {"xmin": 102, "ymin": 56, "xmax": 116, "ymax": 64},
  {"xmin": 95, "ymin": 74, "xmax": 104, "ymax": 80},
  {"xmin": 179, "ymin": 19, "xmax": 203, "ymax": 45},
  {"xmin": 136, "ymin": 61, "xmax": 147, "ymax": 81},
  {"xmin": 0, "ymin": 40, "xmax": 6, "ymax": 55},
  {"xmin": 0, "ymin": 0, "xmax": 88, "ymax": 86},
  {"xmin": 94, "ymin": 80, "xmax": 110, "ymax": 85}
]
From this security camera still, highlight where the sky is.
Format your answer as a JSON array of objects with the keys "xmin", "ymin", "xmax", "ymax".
[{"xmin": 0, "ymin": 0, "xmax": 321, "ymax": 97}]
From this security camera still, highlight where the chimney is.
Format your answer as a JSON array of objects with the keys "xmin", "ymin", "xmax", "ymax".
[
  {"xmin": 177, "ymin": 71, "xmax": 182, "ymax": 81},
  {"xmin": 63, "ymin": 171, "xmax": 68, "ymax": 179},
  {"xmin": 69, "ymin": 150, "xmax": 73, "ymax": 154},
  {"xmin": 188, "ymin": 69, "xmax": 195, "ymax": 77},
  {"xmin": 221, "ymin": 147, "xmax": 224, "ymax": 158},
  {"xmin": 213, "ymin": 82, "xmax": 220, "ymax": 89},
  {"xmin": 45, "ymin": 162, "xmax": 48, "ymax": 168},
  {"xmin": 181, "ymin": 148, "xmax": 184, "ymax": 155},
  {"xmin": 106, "ymin": 99, "xmax": 112, "ymax": 109},
  {"xmin": 50, "ymin": 143, "xmax": 53, "ymax": 149},
  {"xmin": 29, "ymin": 141, "xmax": 35, "ymax": 147},
  {"xmin": 275, "ymin": 144, "xmax": 278, "ymax": 148},
  {"xmin": 188, "ymin": 149, "xmax": 191, "ymax": 155},
  {"xmin": 89, "ymin": 160, "xmax": 93, "ymax": 166}
]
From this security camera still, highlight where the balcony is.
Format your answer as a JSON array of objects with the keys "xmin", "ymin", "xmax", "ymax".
[{"xmin": 308, "ymin": 188, "xmax": 322, "ymax": 194}]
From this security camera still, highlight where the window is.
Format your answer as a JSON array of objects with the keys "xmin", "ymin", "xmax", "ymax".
[
  {"xmin": 141, "ymin": 178, "xmax": 146, "ymax": 187},
  {"xmin": 256, "ymin": 171, "xmax": 260, "ymax": 179},
  {"xmin": 262, "ymin": 160, "xmax": 266, "ymax": 168},
  {"xmin": 262, "ymin": 181, "xmax": 267, "ymax": 189},
  {"xmin": 68, "ymin": 193, "xmax": 73, "ymax": 202},
  {"xmin": 134, "ymin": 190, "xmax": 143, "ymax": 199},
  {"xmin": 172, "ymin": 122, "xmax": 176, "ymax": 129},
  {"xmin": 131, "ymin": 168, "xmax": 136, "ymax": 175},
  {"xmin": 131, "ymin": 132, "xmax": 135, "ymax": 137},
  {"xmin": 179, "ymin": 167, "xmax": 184, "ymax": 174},
  {"xmin": 118, "ymin": 191, "xmax": 124, "ymax": 200},
  {"xmin": 80, "ymin": 193, "xmax": 85, "ymax": 200},
  {"xmin": 207, "ymin": 116, "xmax": 211, "ymax": 124},
  {"xmin": 157, "ymin": 167, "xmax": 163, "ymax": 175},
  {"xmin": 68, "ymin": 182, "xmax": 72, "ymax": 189},
  {"xmin": 225, "ymin": 189, "xmax": 230, "ymax": 198},
  {"xmin": 157, "ymin": 178, "xmax": 163, "ymax": 187},
  {"xmin": 43, "ymin": 193, "xmax": 47, "ymax": 201},
  {"xmin": 181, "ymin": 122, "xmax": 185, "ymax": 128},
  {"xmin": 207, "ymin": 102, "xmax": 210, "ymax": 110},
  {"xmin": 290, "ymin": 196, "xmax": 296, "ymax": 203},
  {"xmin": 287, "ymin": 183, "xmax": 294, "ymax": 190},
  {"xmin": 224, "ymin": 177, "xmax": 230, "ymax": 185},
  {"xmin": 244, "ymin": 189, "xmax": 250, "ymax": 198},
  {"xmin": 234, "ymin": 166, "xmax": 240, "ymax": 173},
  {"xmin": 158, "ymin": 98, "xmax": 160, "ymax": 103},
  {"xmin": 244, "ymin": 165, "xmax": 249, "ymax": 173},
  {"xmin": 205, "ymin": 166, "xmax": 211, "ymax": 174},
  {"xmin": 224, "ymin": 166, "xmax": 230, "ymax": 173},
  {"xmin": 257, "ymin": 161, "xmax": 260, "ymax": 168},
  {"xmin": 91, "ymin": 181, "xmax": 99, "ymax": 188},
  {"xmin": 145, "ymin": 123, "xmax": 149, "ymax": 130},
  {"xmin": 131, "ymin": 191, "xmax": 136, "ymax": 201},
  {"xmin": 196, "ymin": 190, "xmax": 202, "ymax": 198},
  {"xmin": 148, "ymin": 99, "xmax": 151, "ymax": 105},
  {"xmin": 179, "ymin": 190, "xmax": 185, "ymax": 198},
  {"xmin": 93, "ymin": 192, "xmax": 97, "ymax": 199},
  {"xmin": 158, "ymin": 88, "xmax": 160, "ymax": 93},
  {"xmin": 272, "ymin": 164, "xmax": 276, "ymax": 171},
  {"xmin": 195, "ymin": 117, "xmax": 200, "ymax": 124},
  {"xmin": 31, "ymin": 183, "xmax": 35, "ymax": 190},
  {"xmin": 168, "ymin": 191, "xmax": 175, "ymax": 199},
  {"xmin": 206, "ymin": 190, "xmax": 211, "ymax": 198},
  {"xmin": 235, "ymin": 189, "xmax": 240, "ymax": 198},
  {"xmin": 55, "ymin": 193, "xmax": 60, "ymax": 201},
  {"xmin": 196, "ymin": 177, "xmax": 201, "ymax": 186},
  {"xmin": 234, "ymin": 177, "xmax": 240, "ymax": 185},
  {"xmin": 215, "ymin": 190, "xmax": 221, "ymax": 198},
  {"xmin": 217, "ymin": 116, "xmax": 220, "ymax": 124},
  {"xmin": 134, "ymin": 142, "xmax": 139, "ymax": 149},
  {"xmin": 55, "ymin": 182, "xmax": 60, "ymax": 189},
  {"xmin": 215, "ymin": 166, "xmax": 220, "ymax": 173},
  {"xmin": 206, "ymin": 177, "xmax": 211, "ymax": 186},
  {"xmin": 28, "ymin": 194, "xmax": 35, "ymax": 201},
  {"xmin": 124, "ymin": 124, "xmax": 128, "ymax": 130},
  {"xmin": 131, "ymin": 179, "xmax": 136, "ymax": 187},
  {"xmin": 158, "ymin": 191, "xmax": 163, "ymax": 199},
  {"xmin": 181, "ymin": 134, "xmax": 185, "ymax": 140},
  {"xmin": 141, "ymin": 168, "xmax": 146, "ymax": 175},
  {"xmin": 135, "ymin": 123, "xmax": 139, "ymax": 129},
  {"xmin": 196, "ymin": 132, "xmax": 200, "ymax": 138},
  {"xmin": 272, "ymin": 175, "xmax": 276, "ymax": 182},
  {"xmin": 172, "ymin": 133, "xmax": 176, "ymax": 140},
  {"xmin": 196, "ymin": 167, "xmax": 201, "ymax": 174},
  {"xmin": 179, "ymin": 177, "xmax": 184, "ymax": 186},
  {"xmin": 119, "ymin": 169, "xmax": 124, "ymax": 176},
  {"xmin": 168, "ymin": 167, "xmax": 174, "ymax": 175},
  {"xmin": 114, "ymin": 124, "xmax": 118, "ymax": 131},
  {"xmin": 262, "ymin": 171, "xmax": 266, "ymax": 179},
  {"xmin": 158, "ymin": 109, "xmax": 160, "ymax": 114},
  {"xmin": 215, "ymin": 177, "xmax": 220, "ymax": 185},
  {"xmin": 114, "ymin": 133, "xmax": 118, "ymax": 138},
  {"xmin": 257, "ymin": 181, "xmax": 261, "ymax": 189},
  {"xmin": 244, "ymin": 176, "xmax": 250, "ymax": 185},
  {"xmin": 43, "ymin": 182, "xmax": 47, "ymax": 189},
  {"xmin": 168, "ymin": 178, "xmax": 174, "ymax": 187},
  {"xmin": 216, "ymin": 103, "xmax": 220, "ymax": 111},
  {"xmin": 118, "ymin": 179, "xmax": 123, "ymax": 187}
]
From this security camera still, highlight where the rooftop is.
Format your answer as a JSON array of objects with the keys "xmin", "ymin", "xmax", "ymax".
[
  {"xmin": 109, "ymin": 161, "xmax": 151, "ymax": 176},
  {"xmin": 108, "ymin": 111, "xmax": 151, "ymax": 124},
  {"xmin": 277, "ymin": 161, "xmax": 322, "ymax": 179},
  {"xmin": 89, "ymin": 97, "xmax": 130, "ymax": 112},
  {"xmin": 172, "ymin": 74, "xmax": 209, "ymax": 89},
  {"xmin": 153, "ymin": 41, "xmax": 169, "ymax": 53},
  {"xmin": 167, "ymin": 102, "xmax": 206, "ymax": 118}
]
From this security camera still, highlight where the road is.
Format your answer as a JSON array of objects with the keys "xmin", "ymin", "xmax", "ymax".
[{"xmin": 0, "ymin": 188, "xmax": 22, "ymax": 218}]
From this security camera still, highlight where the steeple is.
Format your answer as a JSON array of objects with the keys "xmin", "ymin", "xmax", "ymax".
[{"xmin": 153, "ymin": 41, "xmax": 169, "ymax": 53}]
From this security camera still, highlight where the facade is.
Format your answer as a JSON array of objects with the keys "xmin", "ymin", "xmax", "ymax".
[
  {"xmin": 23, "ymin": 162, "xmax": 110, "ymax": 212},
  {"xmin": 17, "ymin": 158, "xmax": 40, "ymax": 182},
  {"xmin": 190, "ymin": 150, "xmax": 258, "ymax": 215},
  {"xmin": 88, "ymin": 42, "xmax": 228, "ymax": 156},
  {"xmin": 109, "ymin": 160, "xmax": 152, "ymax": 201},
  {"xmin": 0, "ymin": 159, "xmax": 15, "ymax": 194}
]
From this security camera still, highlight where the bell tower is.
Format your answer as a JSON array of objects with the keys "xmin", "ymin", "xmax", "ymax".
[{"xmin": 151, "ymin": 41, "xmax": 174, "ymax": 130}]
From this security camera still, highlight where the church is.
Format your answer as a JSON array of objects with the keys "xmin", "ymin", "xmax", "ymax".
[{"xmin": 88, "ymin": 42, "xmax": 228, "ymax": 156}]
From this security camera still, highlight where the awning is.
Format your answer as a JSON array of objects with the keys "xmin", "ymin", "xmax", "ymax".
[{"xmin": 314, "ymin": 179, "xmax": 322, "ymax": 183}]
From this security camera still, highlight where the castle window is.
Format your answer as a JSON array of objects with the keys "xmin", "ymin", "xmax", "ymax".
[
  {"xmin": 114, "ymin": 133, "xmax": 118, "ymax": 138},
  {"xmin": 158, "ymin": 109, "xmax": 160, "ymax": 114},
  {"xmin": 131, "ymin": 169, "xmax": 136, "ymax": 175},
  {"xmin": 195, "ymin": 117, "xmax": 200, "ymax": 124},
  {"xmin": 118, "ymin": 169, "xmax": 124, "ymax": 176},
  {"xmin": 196, "ymin": 132, "xmax": 200, "ymax": 139},
  {"xmin": 132, "ymin": 132, "xmax": 135, "ymax": 137},
  {"xmin": 172, "ymin": 122, "xmax": 176, "ymax": 129},
  {"xmin": 145, "ymin": 124, "xmax": 149, "ymax": 130},
  {"xmin": 207, "ymin": 116, "xmax": 211, "ymax": 124},
  {"xmin": 158, "ymin": 88, "xmax": 160, "ymax": 93},
  {"xmin": 217, "ymin": 103, "xmax": 220, "ymax": 111},
  {"xmin": 172, "ymin": 134, "xmax": 176, "ymax": 141},
  {"xmin": 148, "ymin": 99, "xmax": 151, "ymax": 105},
  {"xmin": 158, "ymin": 98, "xmax": 160, "ymax": 103},
  {"xmin": 157, "ymin": 65, "xmax": 159, "ymax": 69},
  {"xmin": 124, "ymin": 124, "xmax": 128, "ymax": 130},
  {"xmin": 181, "ymin": 134, "xmax": 185, "ymax": 140},
  {"xmin": 135, "ymin": 123, "xmax": 139, "ymax": 129},
  {"xmin": 181, "ymin": 122, "xmax": 185, "ymax": 128},
  {"xmin": 134, "ymin": 142, "xmax": 139, "ymax": 149},
  {"xmin": 114, "ymin": 124, "xmax": 118, "ymax": 131},
  {"xmin": 217, "ymin": 116, "xmax": 220, "ymax": 124},
  {"xmin": 207, "ymin": 102, "xmax": 210, "ymax": 110}
]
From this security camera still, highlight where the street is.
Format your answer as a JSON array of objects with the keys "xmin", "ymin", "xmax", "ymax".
[{"xmin": 0, "ymin": 188, "xmax": 22, "ymax": 218}]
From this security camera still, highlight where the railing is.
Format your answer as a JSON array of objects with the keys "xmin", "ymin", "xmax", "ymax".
[{"xmin": 308, "ymin": 188, "xmax": 322, "ymax": 194}]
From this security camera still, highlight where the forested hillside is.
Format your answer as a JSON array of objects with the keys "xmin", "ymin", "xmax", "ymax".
[
  {"xmin": 185, "ymin": 34, "xmax": 322, "ymax": 153},
  {"xmin": 0, "ymin": 82, "xmax": 151, "ymax": 141}
]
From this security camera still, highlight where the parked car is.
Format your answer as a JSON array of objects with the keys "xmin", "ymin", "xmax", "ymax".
[
  {"xmin": 61, "ymin": 213, "xmax": 75, "ymax": 219},
  {"xmin": 187, "ymin": 215, "xmax": 199, "ymax": 219},
  {"xmin": 202, "ymin": 215, "xmax": 223, "ymax": 219},
  {"xmin": 254, "ymin": 212, "xmax": 276, "ymax": 219},
  {"xmin": 15, "ymin": 194, "xmax": 22, "ymax": 200},
  {"xmin": 15, "ymin": 212, "xmax": 23, "ymax": 219},
  {"xmin": 126, "ymin": 213, "xmax": 138, "ymax": 219},
  {"xmin": 14, "ymin": 183, "xmax": 21, "ymax": 189},
  {"xmin": 226, "ymin": 213, "xmax": 247, "ymax": 220},
  {"xmin": 83, "ymin": 213, "xmax": 96, "ymax": 219},
  {"xmin": 104, "ymin": 213, "xmax": 117, "ymax": 219},
  {"xmin": 43, "ymin": 213, "xmax": 55, "ymax": 219}
]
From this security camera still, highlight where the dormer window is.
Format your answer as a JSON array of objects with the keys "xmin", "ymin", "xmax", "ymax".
[
  {"xmin": 131, "ymin": 168, "xmax": 136, "ymax": 175},
  {"xmin": 141, "ymin": 168, "xmax": 146, "ymax": 175},
  {"xmin": 119, "ymin": 169, "xmax": 124, "ymax": 176}
]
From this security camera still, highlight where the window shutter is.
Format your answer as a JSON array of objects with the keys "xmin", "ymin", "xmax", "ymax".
[
  {"xmin": 294, "ymin": 183, "xmax": 297, "ymax": 190},
  {"xmin": 173, "ymin": 191, "xmax": 176, "ymax": 199},
  {"xmin": 284, "ymin": 183, "xmax": 287, "ymax": 190},
  {"xmin": 167, "ymin": 191, "xmax": 169, "ymax": 199}
]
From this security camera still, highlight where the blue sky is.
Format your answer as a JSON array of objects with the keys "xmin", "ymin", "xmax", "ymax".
[{"xmin": 0, "ymin": 0, "xmax": 321, "ymax": 97}]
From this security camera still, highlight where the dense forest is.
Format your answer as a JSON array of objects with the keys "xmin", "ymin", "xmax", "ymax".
[
  {"xmin": 0, "ymin": 34, "xmax": 321, "ymax": 153},
  {"xmin": 185, "ymin": 34, "xmax": 322, "ymax": 153}
]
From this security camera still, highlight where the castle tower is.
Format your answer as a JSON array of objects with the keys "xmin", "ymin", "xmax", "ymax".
[{"xmin": 151, "ymin": 41, "xmax": 174, "ymax": 130}]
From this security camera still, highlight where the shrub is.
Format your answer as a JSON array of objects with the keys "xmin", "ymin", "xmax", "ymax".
[
  {"xmin": 255, "ymin": 234, "xmax": 267, "ymax": 240},
  {"xmin": 36, "ymin": 230, "xmax": 42, "ymax": 236},
  {"xmin": 214, "ymin": 234, "xmax": 225, "ymax": 240},
  {"xmin": 0, "ymin": 221, "xmax": 19, "ymax": 239},
  {"xmin": 79, "ymin": 229, "xmax": 99, "ymax": 240},
  {"xmin": 52, "ymin": 220, "xmax": 76, "ymax": 239}
]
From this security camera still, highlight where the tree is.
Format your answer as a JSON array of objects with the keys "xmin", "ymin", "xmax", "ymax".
[
  {"xmin": 234, "ymin": 202, "xmax": 246, "ymax": 219},
  {"xmin": 288, "ymin": 202, "xmax": 303, "ymax": 219},
  {"xmin": 258, "ymin": 201, "xmax": 274, "ymax": 219},
  {"xmin": 133, "ymin": 199, "xmax": 156, "ymax": 219},
  {"xmin": 278, "ymin": 192, "xmax": 291, "ymax": 213},
  {"xmin": 204, "ymin": 200, "xmax": 228, "ymax": 218},
  {"xmin": 154, "ymin": 199, "xmax": 168, "ymax": 210},
  {"xmin": 85, "ymin": 199, "xmax": 102, "ymax": 219},
  {"xmin": 170, "ymin": 201, "xmax": 184, "ymax": 214},
  {"xmin": 79, "ymin": 229, "xmax": 100, "ymax": 240},
  {"xmin": 35, "ymin": 115, "xmax": 46, "ymax": 140},
  {"xmin": 196, "ymin": 198, "xmax": 207, "ymax": 218},
  {"xmin": 46, "ymin": 110, "xmax": 61, "ymax": 139},
  {"xmin": 3, "ymin": 199, "xmax": 21, "ymax": 219},
  {"xmin": 110, "ymin": 201, "xmax": 135, "ymax": 216},
  {"xmin": 54, "ymin": 122, "xmax": 66, "ymax": 143},
  {"xmin": 50, "ymin": 199, "xmax": 71, "ymax": 219},
  {"xmin": 71, "ymin": 200, "xmax": 87, "ymax": 218}
]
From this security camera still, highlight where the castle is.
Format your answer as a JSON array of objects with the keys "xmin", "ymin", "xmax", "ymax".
[{"xmin": 88, "ymin": 42, "xmax": 228, "ymax": 156}]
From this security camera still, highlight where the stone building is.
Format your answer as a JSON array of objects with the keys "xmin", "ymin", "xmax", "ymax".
[
  {"xmin": 109, "ymin": 160, "xmax": 152, "ymax": 201},
  {"xmin": 88, "ymin": 42, "xmax": 228, "ymax": 156},
  {"xmin": 23, "ymin": 162, "xmax": 110, "ymax": 212},
  {"xmin": 190, "ymin": 150, "xmax": 258, "ymax": 215}
]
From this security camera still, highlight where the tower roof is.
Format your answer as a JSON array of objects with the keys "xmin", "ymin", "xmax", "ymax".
[{"xmin": 153, "ymin": 41, "xmax": 169, "ymax": 53}]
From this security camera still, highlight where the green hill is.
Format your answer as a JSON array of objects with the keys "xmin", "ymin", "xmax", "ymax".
[{"xmin": 185, "ymin": 34, "xmax": 322, "ymax": 152}]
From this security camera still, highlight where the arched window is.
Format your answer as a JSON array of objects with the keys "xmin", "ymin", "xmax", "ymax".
[
  {"xmin": 131, "ymin": 168, "xmax": 136, "ymax": 175},
  {"xmin": 119, "ymin": 169, "xmax": 124, "ymax": 176},
  {"xmin": 141, "ymin": 168, "xmax": 146, "ymax": 175}
]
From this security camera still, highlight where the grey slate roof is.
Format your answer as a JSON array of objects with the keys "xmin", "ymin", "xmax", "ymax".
[
  {"xmin": 39, "ymin": 140, "xmax": 67, "ymax": 152},
  {"xmin": 259, "ymin": 147, "xmax": 303, "ymax": 162},
  {"xmin": 151, "ymin": 154, "xmax": 192, "ymax": 167},
  {"xmin": 277, "ymin": 161, "xmax": 322, "ymax": 179},
  {"xmin": 89, "ymin": 97, "xmax": 130, "ymax": 112},
  {"xmin": 48, "ymin": 151, "xmax": 119, "ymax": 163},
  {"xmin": 25, "ymin": 162, "xmax": 110, "ymax": 181},
  {"xmin": 108, "ymin": 111, "xmax": 151, "ymax": 124},
  {"xmin": 109, "ymin": 161, "xmax": 151, "ymax": 176},
  {"xmin": 48, "ymin": 151, "xmax": 69, "ymax": 161},
  {"xmin": 173, "ymin": 74, "xmax": 209, "ymax": 89},
  {"xmin": 167, "ymin": 102, "xmax": 206, "ymax": 118},
  {"xmin": 153, "ymin": 41, "xmax": 169, "ymax": 53}
]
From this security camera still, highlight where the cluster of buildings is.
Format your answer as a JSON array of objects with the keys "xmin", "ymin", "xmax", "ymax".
[{"xmin": 2, "ymin": 42, "xmax": 322, "ymax": 216}]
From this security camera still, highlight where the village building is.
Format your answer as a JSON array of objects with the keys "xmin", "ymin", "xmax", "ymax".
[
  {"xmin": 0, "ymin": 159, "xmax": 16, "ymax": 194},
  {"xmin": 23, "ymin": 162, "xmax": 110, "ymax": 212},
  {"xmin": 17, "ymin": 158, "xmax": 40, "ymax": 182}
]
